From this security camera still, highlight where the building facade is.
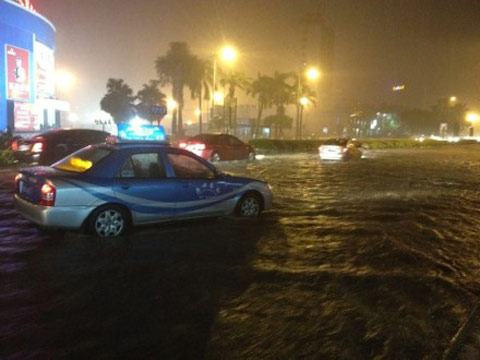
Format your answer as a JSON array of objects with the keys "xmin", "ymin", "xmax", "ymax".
[{"xmin": 0, "ymin": 0, "xmax": 68, "ymax": 135}]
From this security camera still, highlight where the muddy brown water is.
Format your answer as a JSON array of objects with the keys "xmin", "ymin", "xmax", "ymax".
[{"xmin": 2, "ymin": 146, "xmax": 480, "ymax": 359}]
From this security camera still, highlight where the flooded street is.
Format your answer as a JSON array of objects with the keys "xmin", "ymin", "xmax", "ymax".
[{"xmin": 3, "ymin": 145, "xmax": 480, "ymax": 359}]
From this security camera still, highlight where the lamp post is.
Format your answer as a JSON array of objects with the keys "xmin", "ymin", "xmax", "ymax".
[
  {"xmin": 296, "ymin": 66, "xmax": 320, "ymax": 139},
  {"xmin": 211, "ymin": 45, "xmax": 237, "ymax": 132},
  {"xmin": 466, "ymin": 112, "xmax": 479, "ymax": 137}
]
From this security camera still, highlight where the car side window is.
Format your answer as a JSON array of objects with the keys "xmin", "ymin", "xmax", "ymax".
[
  {"xmin": 228, "ymin": 136, "xmax": 243, "ymax": 145},
  {"xmin": 119, "ymin": 153, "xmax": 166, "ymax": 179},
  {"xmin": 218, "ymin": 135, "xmax": 229, "ymax": 144},
  {"xmin": 167, "ymin": 153, "xmax": 215, "ymax": 179}
]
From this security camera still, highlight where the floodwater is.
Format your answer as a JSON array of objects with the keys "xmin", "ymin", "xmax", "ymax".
[{"xmin": 2, "ymin": 145, "xmax": 480, "ymax": 359}]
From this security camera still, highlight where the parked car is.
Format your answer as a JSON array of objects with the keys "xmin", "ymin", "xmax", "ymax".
[
  {"xmin": 14, "ymin": 141, "xmax": 273, "ymax": 238},
  {"xmin": 179, "ymin": 134, "xmax": 256, "ymax": 162},
  {"xmin": 12, "ymin": 129, "xmax": 110, "ymax": 165},
  {"xmin": 318, "ymin": 138, "xmax": 363, "ymax": 160}
]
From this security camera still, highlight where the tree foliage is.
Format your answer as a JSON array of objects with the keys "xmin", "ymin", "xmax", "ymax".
[
  {"xmin": 135, "ymin": 80, "xmax": 166, "ymax": 124},
  {"xmin": 100, "ymin": 78, "xmax": 135, "ymax": 124},
  {"xmin": 156, "ymin": 42, "xmax": 197, "ymax": 136}
]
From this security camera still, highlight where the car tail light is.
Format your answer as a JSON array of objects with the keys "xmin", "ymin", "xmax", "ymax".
[
  {"xmin": 179, "ymin": 142, "xmax": 187, "ymax": 148},
  {"xmin": 11, "ymin": 141, "xmax": 18, "ymax": 151},
  {"xmin": 39, "ymin": 183, "xmax": 56, "ymax": 206},
  {"xmin": 14, "ymin": 174, "xmax": 21, "ymax": 192},
  {"xmin": 31, "ymin": 142, "xmax": 44, "ymax": 153}
]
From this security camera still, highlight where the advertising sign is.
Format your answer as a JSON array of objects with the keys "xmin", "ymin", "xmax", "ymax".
[
  {"xmin": 34, "ymin": 41, "xmax": 55, "ymax": 98},
  {"xmin": 6, "ymin": 45, "xmax": 31, "ymax": 101},
  {"xmin": 151, "ymin": 105, "xmax": 167, "ymax": 116},
  {"xmin": 117, "ymin": 124, "xmax": 167, "ymax": 142},
  {"xmin": 14, "ymin": 102, "xmax": 38, "ymax": 132}
]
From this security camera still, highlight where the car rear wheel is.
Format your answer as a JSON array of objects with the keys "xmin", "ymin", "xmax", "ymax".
[
  {"xmin": 210, "ymin": 152, "xmax": 221, "ymax": 162},
  {"xmin": 89, "ymin": 205, "xmax": 128, "ymax": 238},
  {"xmin": 236, "ymin": 193, "xmax": 262, "ymax": 217}
]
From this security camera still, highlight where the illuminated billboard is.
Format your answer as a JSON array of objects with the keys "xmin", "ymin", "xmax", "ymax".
[
  {"xmin": 13, "ymin": 102, "xmax": 38, "ymax": 131},
  {"xmin": 34, "ymin": 41, "xmax": 55, "ymax": 98},
  {"xmin": 6, "ymin": 44, "xmax": 31, "ymax": 101}
]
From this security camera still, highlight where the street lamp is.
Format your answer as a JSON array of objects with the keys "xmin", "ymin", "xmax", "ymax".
[
  {"xmin": 211, "ymin": 45, "xmax": 237, "ymax": 132},
  {"xmin": 55, "ymin": 69, "xmax": 76, "ymax": 93},
  {"xmin": 306, "ymin": 67, "xmax": 320, "ymax": 81},
  {"xmin": 296, "ymin": 66, "xmax": 320, "ymax": 139},
  {"xmin": 449, "ymin": 96, "xmax": 457, "ymax": 103},
  {"xmin": 300, "ymin": 97, "xmax": 309, "ymax": 106},
  {"xmin": 213, "ymin": 91, "xmax": 224, "ymax": 104},
  {"xmin": 167, "ymin": 99, "xmax": 177, "ymax": 109},
  {"xmin": 221, "ymin": 46, "xmax": 237, "ymax": 63},
  {"xmin": 466, "ymin": 112, "xmax": 479, "ymax": 137}
]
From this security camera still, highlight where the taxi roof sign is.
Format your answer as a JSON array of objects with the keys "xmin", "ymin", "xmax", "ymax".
[{"xmin": 117, "ymin": 124, "xmax": 167, "ymax": 142}]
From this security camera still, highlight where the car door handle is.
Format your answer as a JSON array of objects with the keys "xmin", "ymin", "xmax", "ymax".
[{"xmin": 120, "ymin": 183, "xmax": 131, "ymax": 190}]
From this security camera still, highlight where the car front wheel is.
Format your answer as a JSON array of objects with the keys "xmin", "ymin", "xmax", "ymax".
[
  {"xmin": 89, "ymin": 205, "xmax": 128, "ymax": 238},
  {"xmin": 210, "ymin": 152, "xmax": 221, "ymax": 162},
  {"xmin": 236, "ymin": 193, "xmax": 262, "ymax": 217}
]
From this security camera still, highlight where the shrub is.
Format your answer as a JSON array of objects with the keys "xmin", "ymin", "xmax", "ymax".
[
  {"xmin": 0, "ymin": 149, "xmax": 14, "ymax": 167},
  {"xmin": 249, "ymin": 138, "xmax": 457, "ymax": 153}
]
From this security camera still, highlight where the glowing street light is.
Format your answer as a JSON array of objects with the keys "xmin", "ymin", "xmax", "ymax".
[
  {"xmin": 194, "ymin": 108, "xmax": 202, "ymax": 117},
  {"xmin": 449, "ymin": 96, "xmax": 457, "ymax": 103},
  {"xmin": 55, "ymin": 69, "xmax": 76, "ymax": 92},
  {"xmin": 213, "ymin": 91, "xmax": 224, "ymax": 104},
  {"xmin": 305, "ymin": 67, "xmax": 320, "ymax": 81},
  {"xmin": 466, "ymin": 112, "xmax": 480, "ymax": 123},
  {"xmin": 167, "ymin": 99, "xmax": 177, "ymax": 109},
  {"xmin": 466, "ymin": 112, "xmax": 479, "ymax": 137},
  {"xmin": 220, "ymin": 46, "xmax": 237, "ymax": 64},
  {"xmin": 300, "ymin": 97, "xmax": 309, "ymax": 106}
]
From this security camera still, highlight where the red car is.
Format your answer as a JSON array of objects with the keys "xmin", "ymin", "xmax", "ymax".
[{"xmin": 180, "ymin": 134, "xmax": 255, "ymax": 162}]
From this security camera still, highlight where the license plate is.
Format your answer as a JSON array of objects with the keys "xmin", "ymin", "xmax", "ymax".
[
  {"xmin": 19, "ymin": 181, "xmax": 33, "ymax": 198},
  {"xmin": 19, "ymin": 144, "xmax": 30, "ymax": 151}
]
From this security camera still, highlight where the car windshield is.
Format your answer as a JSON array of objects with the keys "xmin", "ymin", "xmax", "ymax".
[{"xmin": 53, "ymin": 146, "xmax": 112, "ymax": 173}]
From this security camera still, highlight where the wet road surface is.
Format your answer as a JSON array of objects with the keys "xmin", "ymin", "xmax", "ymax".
[{"xmin": 2, "ymin": 146, "xmax": 480, "ymax": 359}]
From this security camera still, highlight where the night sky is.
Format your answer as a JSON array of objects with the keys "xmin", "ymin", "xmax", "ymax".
[{"xmin": 36, "ymin": 0, "xmax": 480, "ymax": 121}]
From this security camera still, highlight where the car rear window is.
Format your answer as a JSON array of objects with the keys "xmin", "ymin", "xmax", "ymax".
[
  {"xmin": 324, "ymin": 139, "xmax": 348, "ymax": 146},
  {"xmin": 53, "ymin": 146, "xmax": 112, "ymax": 173},
  {"xmin": 190, "ymin": 134, "xmax": 218, "ymax": 143}
]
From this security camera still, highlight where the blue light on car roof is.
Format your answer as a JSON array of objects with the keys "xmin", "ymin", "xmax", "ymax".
[{"xmin": 117, "ymin": 124, "xmax": 167, "ymax": 142}]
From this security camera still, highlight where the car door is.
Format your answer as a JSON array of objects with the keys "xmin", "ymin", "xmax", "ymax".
[
  {"xmin": 165, "ymin": 151, "xmax": 238, "ymax": 218},
  {"xmin": 112, "ymin": 152, "xmax": 178, "ymax": 224},
  {"xmin": 50, "ymin": 132, "xmax": 74, "ymax": 164},
  {"xmin": 228, "ymin": 135, "xmax": 249, "ymax": 160},
  {"xmin": 217, "ymin": 135, "xmax": 235, "ymax": 160}
]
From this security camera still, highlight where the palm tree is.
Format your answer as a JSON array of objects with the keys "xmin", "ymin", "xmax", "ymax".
[
  {"xmin": 271, "ymin": 72, "xmax": 295, "ymax": 114},
  {"xmin": 155, "ymin": 42, "xmax": 196, "ymax": 136},
  {"xmin": 189, "ymin": 57, "xmax": 212, "ymax": 134},
  {"xmin": 100, "ymin": 78, "xmax": 135, "ymax": 124},
  {"xmin": 246, "ymin": 74, "xmax": 275, "ymax": 138},
  {"xmin": 267, "ymin": 72, "xmax": 296, "ymax": 138},
  {"xmin": 136, "ymin": 80, "xmax": 167, "ymax": 125},
  {"xmin": 219, "ymin": 70, "xmax": 250, "ymax": 134}
]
